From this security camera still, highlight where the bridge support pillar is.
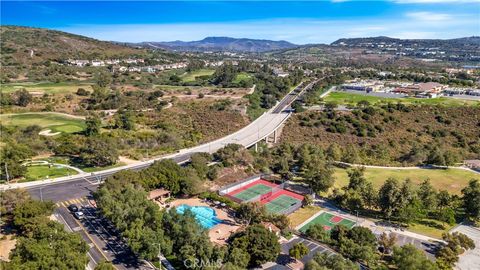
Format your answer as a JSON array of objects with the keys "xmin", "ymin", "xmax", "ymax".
[
  {"xmin": 254, "ymin": 143, "xmax": 258, "ymax": 152},
  {"xmin": 273, "ymin": 130, "xmax": 277, "ymax": 143}
]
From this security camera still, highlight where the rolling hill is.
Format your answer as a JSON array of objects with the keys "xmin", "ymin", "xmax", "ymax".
[
  {"xmin": 136, "ymin": 36, "xmax": 298, "ymax": 52},
  {"xmin": 0, "ymin": 25, "xmax": 143, "ymax": 66}
]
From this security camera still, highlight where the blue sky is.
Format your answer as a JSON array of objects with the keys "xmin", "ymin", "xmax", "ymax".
[{"xmin": 1, "ymin": 1, "xmax": 479, "ymax": 44}]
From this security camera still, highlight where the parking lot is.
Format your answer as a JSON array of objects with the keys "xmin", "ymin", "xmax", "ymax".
[
  {"xmin": 389, "ymin": 232, "xmax": 440, "ymax": 260},
  {"xmin": 264, "ymin": 236, "xmax": 336, "ymax": 269},
  {"xmin": 451, "ymin": 224, "xmax": 480, "ymax": 270}
]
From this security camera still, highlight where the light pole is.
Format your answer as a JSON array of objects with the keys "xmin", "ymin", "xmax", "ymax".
[{"xmin": 40, "ymin": 187, "xmax": 43, "ymax": 202}]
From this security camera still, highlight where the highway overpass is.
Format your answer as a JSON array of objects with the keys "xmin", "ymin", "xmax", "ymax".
[{"xmin": 1, "ymin": 79, "xmax": 318, "ymax": 200}]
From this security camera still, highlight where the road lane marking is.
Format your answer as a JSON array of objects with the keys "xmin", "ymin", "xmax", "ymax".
[{"xmin": 71, "ymin": 214, "xmax": 116, "ymax": 268}]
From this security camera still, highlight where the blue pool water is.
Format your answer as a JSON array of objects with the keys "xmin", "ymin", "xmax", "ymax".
[{"xmin": 176, "ymin": 204, "xmax": 223, "ymax": 229}]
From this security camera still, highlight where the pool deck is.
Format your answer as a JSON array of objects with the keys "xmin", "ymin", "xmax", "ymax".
[{"xmin": 168, "ymin": 198, "xmax": 241, "ymax": 245}]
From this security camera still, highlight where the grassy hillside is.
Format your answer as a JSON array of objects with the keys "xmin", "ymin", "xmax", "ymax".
[{"xmin": 0, "ymin": 25, "xmax": 142, "ymax": 66}]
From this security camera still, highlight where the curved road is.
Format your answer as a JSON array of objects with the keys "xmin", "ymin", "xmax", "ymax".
[{"xmin": 3, "ymin": 79, "xmax": 318, "ymax": 202}]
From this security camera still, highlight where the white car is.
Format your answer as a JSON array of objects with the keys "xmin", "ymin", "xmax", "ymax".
[{"xmin": 73, "ymin": 211, "xmax": 85, "ymax": 220}]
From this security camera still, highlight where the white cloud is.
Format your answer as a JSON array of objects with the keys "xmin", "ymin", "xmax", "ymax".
[{"xmin": 405, "ymin": 11, "xmax": 453, "ymax": 21}]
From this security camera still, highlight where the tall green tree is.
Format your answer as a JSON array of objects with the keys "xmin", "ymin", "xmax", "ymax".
[
  {"xmin": 378, "ymin": 178, "xmax": 403, "ymax": 218},
  {"xmin": 229, "ymin": 225, "xmax": 280, "ymax": 267},
  {"xmin": 85, "ymin": 114, "xmax": 102, "ymax": 136},
  {"xmin": 305, "ymin": 253, "xmax": 357, "ymax": 270},
  {"xmin": 436, "ymin": 232, "xmax": 475, "ymax": 269},
  {"xmin": 392, "ymin": 244, "xmax": 439, "ymax": 270},
  {"xmin": 80, "ymin": 137, "xmax": 118, "ymax": 167},
  {"xmin": 461, "ymin": 179, "xmax": 480, "ymax": 221},
  {"xmin": 115, "ymin": 109, "xmax": 135, "ymax": 130},
  {"xmin": 0, "ymin": 141, "xmax": 33, "ymax": 181},
  {"xmin": 289, "ymin": 243, "xmax": 309, "ymax": 260}
]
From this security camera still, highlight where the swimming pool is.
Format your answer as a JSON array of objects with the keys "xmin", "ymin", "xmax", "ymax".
[{"xmin": 176, "ymin": 204, "xmax": 223, "ymax": 229}]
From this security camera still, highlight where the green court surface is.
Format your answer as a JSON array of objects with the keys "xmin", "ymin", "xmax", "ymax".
[
  {"xmin": 232, "ymin": 184, "xmax": 272, "ymax": 202},
  {"xmin": 299, "ymin": 212, "xmax": 356, "ymax": 233},
  {"xmin": 265, "ymin": 195, "xmax": 301, "ymax": 214}
]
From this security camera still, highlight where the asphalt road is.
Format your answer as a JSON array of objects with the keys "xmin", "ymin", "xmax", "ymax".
[
  {"xmin": 19, "ymin": 80, "xmax": 316, "ymax": 269},
  {"xmin": 55, "ymin": 198, "xmax": 151, "ymax": 270},
  {"xmin": 54, "ymin": 200, "xmax": 110, "ymax": 270},
  {"xmin": 23, "ymin": 80, "xmax": 315, "ymax": 202}
]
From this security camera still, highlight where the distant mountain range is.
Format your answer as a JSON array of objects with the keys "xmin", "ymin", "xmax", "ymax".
[{"xmin": 133, "ymin": 37, "xmax": 298, "ymax": 53}]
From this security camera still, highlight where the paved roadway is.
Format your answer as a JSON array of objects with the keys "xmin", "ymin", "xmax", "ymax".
[
  {"xmin": 21, "ymin": 80, "xmax": 317, "ymax": 202},
  {"xmin": 55, "ymin": 198, "xmax": 150, "ymax": 270},
  {"xmin": 10, "ymin": 80, "xmax": 316, "ymax": 269}
]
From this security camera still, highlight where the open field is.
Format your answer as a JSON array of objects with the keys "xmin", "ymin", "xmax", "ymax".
[
  {"xmin": 23, "ymin": 165, "xmax": 78, "ymax": 182},
  {"xmin": 333, "ymin": 167, "xmax": 479, "ymax": 194},
  {"xmin": 0, "ymin": 82, "xmax": 93, "ymax": 95},
  {"xmin": 288, "ymin": 206, "xmax": 323, "ymax": 229},
  {"xmin": 0, "ymin": 112, "xmax": 86, "ymax": 134},
  {"xmin": 324, "ymin": 91, "xmax": 480, "ymax": 107},
  {"xmin": 81, "ymin": 162, "xmax": 127, "ymax": 172},
  {"xmin": 180, "ymin": 69, "xmax": 215, "ymax": 82},
  {"xmin": 233, "ymin": 72, "xmax": 252, "ymax": 84},
  {"xmin": 408, "ymin": 219, "xmax": 456, "ymax": 239}
]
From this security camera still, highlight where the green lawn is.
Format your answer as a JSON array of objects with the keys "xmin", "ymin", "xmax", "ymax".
[
  {"xmin": 333, "ymin": 167, "xmax": 479, "ymax": 194},
  {"xmin": 23, "ymin": 165, "xmax": 78, "ymax": 182},
  {"xmin": 233, "ymin": 72, "xmax": 252, "ymax": 84},
  {"xmin": 0, "ymin": 113, "xmax": 86, "ymax": 134},
  {"xmin": 180, "ymin": 69, "xmax": 215, "ymax": 82},
  {"xmin": 288, "ymin": 206, "xmax": 323, "ymax": 228},
  {"xmin": 0, "ymin": 82, "xmax": 93, "ymax": 94},
  {"xmin": 324, "ymin": 91, "xmax": 479, "ymax": 107},
  {"xmin": 82, "ymin": 162, "xmax": 126, "ymax": 172},
  {"xmin": 408, "ymin": 219, "xmax": 456, "ymax": 239}
]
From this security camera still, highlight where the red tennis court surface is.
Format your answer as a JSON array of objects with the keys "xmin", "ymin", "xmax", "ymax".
[{"xmin": 330, "ymin": 216, "xmax": 343, "ymax": 223}]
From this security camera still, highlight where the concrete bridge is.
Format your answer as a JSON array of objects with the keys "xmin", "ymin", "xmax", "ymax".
[{"xmin": 1, "ymin": 79, "xmax": 318, "ymax": 193}]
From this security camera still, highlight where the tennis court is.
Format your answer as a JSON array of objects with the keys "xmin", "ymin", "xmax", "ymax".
[
  {"xmin": 226, "ymin": 179, "xmax": 278, "ymax": 202},
  {"xmin": 222, "ymin": 177, "xmax": 304, "ymax": 215},
  {"xmin": 299, "ymin": 212, "xmax": 356, "ymax": 233},
  {"xmin": 264, "ymin": 194, "xmax": 302, "ymax": 214},
  {"xmin": 231, "ymin": 183, "xmax": 272, "ymax": 201}
]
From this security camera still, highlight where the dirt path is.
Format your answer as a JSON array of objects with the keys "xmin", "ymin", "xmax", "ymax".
[
  {"xmin": 0, "ymin": 111, "xmax": 86, "ymax": 120},
  {"xmin": 335, "ymin": 161, "xmax": 480, "ymax": 175}
]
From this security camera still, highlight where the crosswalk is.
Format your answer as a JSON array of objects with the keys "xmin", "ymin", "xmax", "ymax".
[{"xmin": 56, "ymin": 197, "xmax": 90, "ymax": 208}]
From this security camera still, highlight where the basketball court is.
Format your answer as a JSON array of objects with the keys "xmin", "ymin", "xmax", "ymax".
[{"xmin": 299, "ymin": 211, "xmax": 356, "ymax": 233}]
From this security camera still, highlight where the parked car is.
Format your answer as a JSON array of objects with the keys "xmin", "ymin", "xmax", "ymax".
[
  {"xmin": 68, "ymin": 204, "xmax": 79, "ymax": 212},
  {"xmin": 73, "ymin": 211, "xmax": 85, "ymax": 220}
]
